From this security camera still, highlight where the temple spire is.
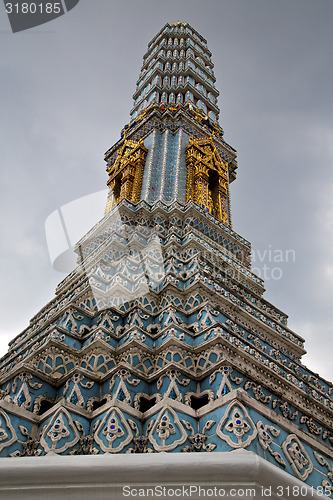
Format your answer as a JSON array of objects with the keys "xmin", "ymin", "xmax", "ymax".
[{"xmin": 0, "ymin": 26, "xmax": 332, "ymax": 497}]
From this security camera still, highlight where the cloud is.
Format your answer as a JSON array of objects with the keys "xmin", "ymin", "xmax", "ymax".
[{"xmin": 0, "ymin": 0, "xmax": 332, "ymax": 384}]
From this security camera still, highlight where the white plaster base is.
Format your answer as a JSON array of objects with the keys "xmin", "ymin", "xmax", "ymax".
[{"xmin": 0, "ymin": 449, "xmax": 322, "ymax": 500}]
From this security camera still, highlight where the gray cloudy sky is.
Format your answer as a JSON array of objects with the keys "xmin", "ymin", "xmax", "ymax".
[{"xmin": 0, "ymin": 0, "xmax": 332, "ymax": 380}]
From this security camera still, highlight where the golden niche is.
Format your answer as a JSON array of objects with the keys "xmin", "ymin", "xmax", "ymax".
[
  {"xmin": 105, "ymin": 138, "xmax": 148, "ymax": 214},
  {"xmin": 185, "ymin": 136, "xmax": 231, "ymax": 226}
]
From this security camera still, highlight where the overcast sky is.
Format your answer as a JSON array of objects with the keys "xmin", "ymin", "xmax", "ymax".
[{"xmin": 0, "ymin": 0, "xmax": 332, "ymax": 381}]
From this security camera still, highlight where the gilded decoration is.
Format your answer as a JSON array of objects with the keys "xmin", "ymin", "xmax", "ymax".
[
  {"xmin": 105, "ymin": 138, "xmax": 148, "ymax": 213},
  {"xmin": 185, "ymin": 136, "xmax": 230, "ymax": 226}
]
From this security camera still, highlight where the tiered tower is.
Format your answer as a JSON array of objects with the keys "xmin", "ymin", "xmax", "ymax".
[{"xmin": 0, "ymin": 22, "xmax": 332, "ymax": 497}]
